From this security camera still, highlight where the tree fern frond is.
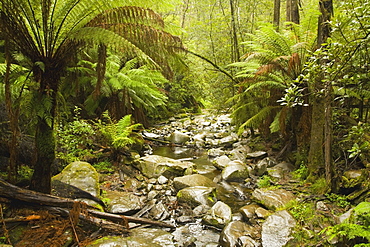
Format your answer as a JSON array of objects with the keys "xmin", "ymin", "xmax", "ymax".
[
  {"xmin": 246, "ymin": 80, "xmax": 286, "ymax": 92},
  {"xmin": 238, "ymin": 105, "xmax": 281, "ymax": 135}
]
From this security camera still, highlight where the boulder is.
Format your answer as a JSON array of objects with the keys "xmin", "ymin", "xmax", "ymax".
[
  {"xmin": 267, "ymin": 162, "xmax": 295, "ymax": 180},
  {"xmin": 177, "ymin": 186, "xmax": 216, "ymax": 207},
  {"xmin": 246, "ymin": 151, "xmax": 267, "ymax": 159},
  {"xmin": 262, "ymin": 210, "xmax": 296, "ymax": 247},
  {"xmin": 213, "ymin": 155, "xmax": 231, "ymax": 170},
  {"xmin": 221, "ymin": 160, "xmax": 249, "ymax": 182},
  {"xmin": 203, "ymin": 201, "xmax": 232, "ymax": 228},
  {"xmin": 173, "ymin": 174, "xmax": 216, "ymax": 191},
  {"xmin": 172, "ymin": 224, "xmax": 220, "ymax": 246},
  {"xmin": 52, "ymin": 161, "xmax": 100, "ymax": 197},
  {"xmin": 105, "ymin": 190, "xmax": 143, "ymax": 214},
  {"xmin": 169, "ymin": 131, "xmax": 190, "ymax": 144},
  {"xmin": 229, "ymin": 145, "xmax": 251, "ymax": 161},
  {"xmin": 219, "ymin": 221, "xmax": 260, "ymax": 247},
  {"xmin": 138, "ymin": 155, "xmax": 194, "ymax": 178},
  {"xmin": 252, "ymin": 188, "xmax": 295, "ymax": 210},
  {"xmin": 87, "ymin": 228, "xmax": 175, "ymax": 246}
]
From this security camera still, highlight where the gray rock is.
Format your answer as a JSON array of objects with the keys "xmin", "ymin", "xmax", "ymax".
[
  {"xmin": 172, "ymin": 224, "xmax": 220, "ymax": 247},
  {"xmin": 221, "ymin": 160, "xmax": 249, "ymax": 182},
  {"xmin": 139, "ymin": 155, "xmax": 194, "ymax": 178},
  {"xmin": 219, "ymin": 133, "xmax": 238, "ymax": 147},
  {"xmin": 213, "ymin": 155, "xmax": 232, "ymax": 169},
  {"xmin": 149, "ymin": 201, "xmax": 169, "ymax": 220},
  {"xmin": 208, "ymin": 148, "xmax": 226, "ymax": 157},
  {"xmin": 177, "ymin": 186, "xmax": 216, "ymax": 207},
  {"xmin": 169, "ymin": 131, "xmax": 190, "ymax": 144},
  {"xmin": 247, "ymin": 151, "xmax": 267, "ymax": 159},
  {"xmin": 157, "ymin": 175, "xmax": 168, "ymax": 184},
  {"xmin": 250, "ymin": 157, "xmax": 272, "ymax": 176},
  {"xmin": 173, "ymin": 174, "xmax": 215, "ymax": 191},
  {"xmin": 267, "ymin": 162, "xmax": 295, "ymax": 180},
  {"xmin": 52, "ymin": 161, "xmax": 100, "ymax": 197},
  {"xmin": 87, "ymin": 228, "xmax": 175, "ymax": 246},
  {"xmin": 262, "ymin": 210, "xmax": 296, "ymax": 247},
  {"xmin": 252, "ymin": 188, "xmax": 295, "ymax": 210},
  {"xmin": 229, "ymin": 145, "xmax": 251, "ymax": 161},
  {"xmin": 219, "ymin": 221, "xmax": 260, "ymax": 247},
  {"xmin": 203, "ymin": 201, "xmax": 232, "ymax": 228},
  {"xmin": 106, "ymin": 190, "xmax": 143, "ymax": 214}
]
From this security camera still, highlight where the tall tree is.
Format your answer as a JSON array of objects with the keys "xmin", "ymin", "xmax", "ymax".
[
  {"xmin": 286, "ymin": 0, "xmax": 300, "ymax": 24},
  {"xmin": 0, "ymin": 0, "xmax": 182, "ymax": 193},
  {"xmin": 273, "ymin": 0, "xmax": 281, "ymax": 30},
  {"xmin": 307, "ymin": 0, "xmax": 333, "ymax": 186}
]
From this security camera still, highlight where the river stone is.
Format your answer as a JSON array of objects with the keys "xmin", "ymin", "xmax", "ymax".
[
  {"xmin": 219, "ymin": 133, "xmax": 238, "ymax": 147},
  {"xmin": 240, "ymin": 204, "xmax": 260, "ymax": 220},
  {"xmin": 105, "ymin": 190, "xmax": 143, "ymax": 214},
  {"xmin": 177, "ymin": 186, "xmax": 216, "ymax": 207},
  {"xmin": 247, "ymin": 151, "xmax": 267, "ymax": 159},
  {"xmin": 261, "ymin": 210, "xmax": 296, "ymax": 247},
  {"xmin": 169, "ymin": 130, "xmax": 190, "ymax": 144},
  {"xmin": 219, "ymin": 221, "xmax": 260, "ymax": 247},
  {"xmin": 267, "ymin": 161, "xmax": 295, "ymax": 180},
  {"xmin": 172, "ymin": 223, "xmax": 220, "ymax": 246},
  {"xmin": 203, "ymin": 201, "xmax": 232, "ymax": 228},
  {"xmin": 87, "ymin": 228, "xmax": 175, "ymax": 247},
  {"xmin": 173, "ymin": 174, "xmax": 216, "ymax": 191},
  {"xmin": 52, "ymin": 161, "xmax": 100, "ymax": 197},
  {"xmin": 252, "ymin": 188, "xmax": 295, "ymax": 210},
  {"xmin": 249, "ymin": 157, "xmax": 271, "ymax": 176},
  {"xmin": 213, "ymin": 155, "xmax": 231, "ymax": 169},
  {"xmin": 229, "ymin": 145, "xmax": 251, "ymax": 161},
  {"xmin": 139, "ymin": 155, "xmax": 194, "ymax": 178},
  {"xmin": 208, "ymin": 148, "xmax": 226, "ymax": 157},
  {"xmin": 221, "ymin": 160, "xmax": 249, "ymax": 182}
]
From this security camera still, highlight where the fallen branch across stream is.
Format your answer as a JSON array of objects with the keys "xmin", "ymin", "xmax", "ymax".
[{"xmin": 0, "ymin": 179, "xmax": 175, "ymax": 231}]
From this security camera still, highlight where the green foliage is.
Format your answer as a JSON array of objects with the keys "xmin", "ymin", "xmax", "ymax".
[
  {"xmin": 98, "ymin": 112, "xmax": 143, "ymax": 150},
  {"xmin": 93, "ymin": 161, "xmax": 114, "ymax": 173},
  {"xmin": 56, "ymin": 108, "xmax": 143, "ymax": 166},
  {"xmin": 257, "ymin": 175, "xmax": 272, "ymax": 188},
  {"xmin": 325, "ymin": 193, "xmax": 350, "ymax": 208},
  {"xmin": 310, "ymin": 177, "xmax": 330, "ymax": 195},
  {"xmin": 324, "ymin": 202, "xmax": 370, "ymax": 246},
  {"xmin": 343, "ymin": 123, "xmax": 370, "ymax": 161},
  {"xmin": 292, "ymin": 162, "xmax": 309, "ymax": 181}
]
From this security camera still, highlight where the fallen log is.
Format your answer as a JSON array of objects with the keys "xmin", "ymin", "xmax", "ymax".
[{"xmin": 0, "ymin": 179, "xmax": 175, "ymax": 229}]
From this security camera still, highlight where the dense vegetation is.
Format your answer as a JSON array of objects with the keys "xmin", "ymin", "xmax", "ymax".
[{"xmin": 0, "ymin": 0, "xmax": 369, "ymax": 245}]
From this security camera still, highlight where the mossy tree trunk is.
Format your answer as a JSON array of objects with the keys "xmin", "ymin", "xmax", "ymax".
[
  {"xmin": 307, "ymin": 0, "xmax": 334, "ymax": 187},
  {"xmin": 30, "ymin": 66, "xmax": 60, "ymax": 194}
]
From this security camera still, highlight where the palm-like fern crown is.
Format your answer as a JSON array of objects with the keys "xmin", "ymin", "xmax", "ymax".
[{"xmin": 0, "ymin": 0, "xmax": 183, "ymax": 76}]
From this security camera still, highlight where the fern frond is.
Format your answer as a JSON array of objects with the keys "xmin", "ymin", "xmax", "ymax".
[{"xmin": 238, "ymin": 105, "xmax": 281, "ymax": 134}]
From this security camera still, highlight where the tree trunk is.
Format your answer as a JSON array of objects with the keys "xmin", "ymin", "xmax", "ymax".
[
  {"xmin": 307, "ymin": 0, "xmax": 333, "ymax": 186},
  {"xmin": 30, "ymin": 117, "xmax": 55, "ymax": 194},
  {"xmin": 286, "ymin": 0, "xmax": 300, "ymax": 25},
  {"xmin": 4, "ymin": 38, "xmax": 19, "ymax": 183},
  {"xmin": 273, "ymin": 0, "xmax": 281, "ymax": 30}
]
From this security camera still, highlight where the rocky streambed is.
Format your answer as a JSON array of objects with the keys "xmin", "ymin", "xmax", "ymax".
[{"xmin": 42, "ymin": 113, "xmax": 369, "ymax": 246}]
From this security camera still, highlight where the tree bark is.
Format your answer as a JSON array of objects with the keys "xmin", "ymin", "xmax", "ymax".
[
  {"xmin": 273, "ymin": 0, "xmax": 281, "ymax": 30},
  {"xmin": 307, "ymin": 0, "xmax": 334, "ymax": 187},
  {"xmin": 286, "ymin": 0, "xmax": 300, "ymax": 25}
]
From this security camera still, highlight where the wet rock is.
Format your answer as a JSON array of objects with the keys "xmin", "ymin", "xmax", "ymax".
[
  {"xmin": 105, "ymin": 190, "xmax": 143, "ymax": 214},
  {"xmin": 219, "ymin": 221, "xmax": 260, "ymax": 247},
  {"xmin": 138, "ymin": 155, "xmax": 194, "ymax": 178},
  {"xmin": 203, "ymin": 201, "xmax": 232, "ymax": 228},
  {"xmin": 149, "ymin": 201, "xmax": 169, "ymax": 220},
  {"xmin": 229, "ymin": 145, "xmax": 251, "ymax": 161},
  {"xmin": 246, "ymin": 151, "xmax": 267, "ymax": 159},
  {"xmin": 157, "ymin": 175, "xmax": 168, "ymax": 184},
  {"xmin": 52, "ymin": 161, "xmax": 100, "ymax": 197},
  {"xmin": 219, "ymin": 133, "xmax": 238, "ymax": 147},
  {"xmin": 250, "ymin": 157, "xmax": 272, "ymax": 176},
  {"xmin": 169, "ymin": 131, "xmax": 190, "ymax": 144},
  {"xmin": 172, "ymin": 223, "xmax": 220, "ymax": 247},
  {"xmin": 213, "ymin": 155, "xmax": 231, "ymax": 170},
  {"xmin": 174, "ymin": 174, "xmax": 216, "ymax": 191},
  {"xmin": 177, "ymin": 186, "xmax": 216, "ymax": 207},
  {"xmin": 208, "ymin": 148, "xmax": 226, "ymax": 157},
  {"xmin": 267, "ymin": 162, "xmax": 295, "ymax": 180},
  {"xmin": 87, "ymin": 228, "xmax": 175, "ymax": 246},
  {"xmin": 240, "ymin": 204, "xmax": 260, "ymax": 221},
  {"xmin": 261, "ymin": 210, "xmax": 296, "ymax": 247},
  {"xmin": 255, "ymin": 207, "xmax": 270, "ymax": 218},
  {"xmin": 221, "ymin": 160, "xmax": 249, "ymax": 182},
  {"xmin": 252, "ymin": 188, "xmax": 295, "ymax": 210}
]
